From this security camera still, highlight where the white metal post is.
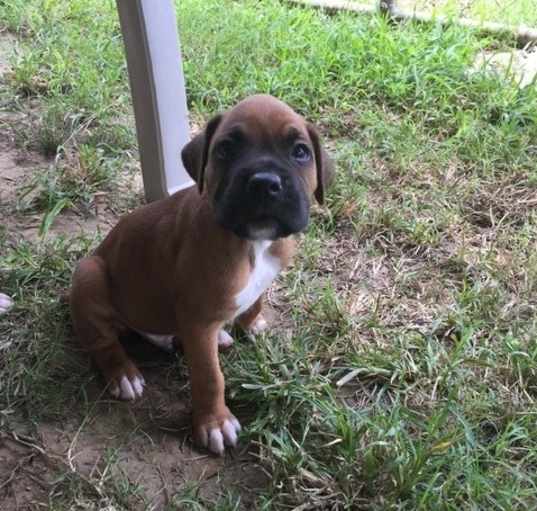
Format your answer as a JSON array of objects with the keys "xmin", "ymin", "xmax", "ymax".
[{"xmin": 116, "ymin": 0, "xmax": 193, "ymax": 202}]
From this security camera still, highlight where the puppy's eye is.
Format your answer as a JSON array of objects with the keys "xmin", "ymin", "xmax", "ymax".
[
  {"xmin": 292, "ymin": 143, "xmax": 311, "ymax": 163},
  {"xmin": 214, "ymin": 140, "xmax": 233, "ymax": 160}
]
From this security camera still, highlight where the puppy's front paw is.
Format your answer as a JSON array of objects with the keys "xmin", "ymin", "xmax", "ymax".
[
  {"xmin": 0, "ymin": 293, "xmax": 14, "ymax": 315},
  {"xmin": 193, "ymin": 408, "xmax": 241, "ymax": 456},
  {"xmin": 107, "ymin": 365, "xmax": 145, "ymax": 401}
]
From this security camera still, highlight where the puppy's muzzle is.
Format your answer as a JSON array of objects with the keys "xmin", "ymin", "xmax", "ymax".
[{"xmin": 215, "ymin": 163, "xmax": 310, "ymax": 241}]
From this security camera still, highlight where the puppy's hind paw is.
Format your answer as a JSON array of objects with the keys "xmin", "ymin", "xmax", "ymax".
[
  {"xmin": 0, "ymin": 293, "xmax": 14, "ymax": 315},
  {"xmin": 137, "ymin": 331, "xmax": 176, "ymax": 353},
  {"xmin": 249, "ymin": 314, "xmax": 268, "ymax": 335},
  {"xmin": 218, "ymin": 329, "xmax": 234, "ymax": 350}
]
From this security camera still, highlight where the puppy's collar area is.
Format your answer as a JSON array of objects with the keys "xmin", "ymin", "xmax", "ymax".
[
  {"xmin": 251, "ymin": 239, "xmax": 272, "ymax": 255},
  {"xmin": 235, "ymin": 240, "xmax": 280, "ymax": 317},
  {"xmin": 246, "ymin": 225, "xmax": 279, "ymax": 241},
  {"xmin": 247, "ymin": 239, "xmax": 273, "ymax": 269}
]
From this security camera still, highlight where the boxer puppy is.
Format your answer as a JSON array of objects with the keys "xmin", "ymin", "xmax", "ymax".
[{"xmin": 70, "ymin": 95, "xmax": 333, "ymax": 455}]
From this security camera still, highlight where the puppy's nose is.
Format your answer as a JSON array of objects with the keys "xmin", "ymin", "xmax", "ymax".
[{"xmin": 247, "ymin": 172, "xmax": 283, "ymax": 198}]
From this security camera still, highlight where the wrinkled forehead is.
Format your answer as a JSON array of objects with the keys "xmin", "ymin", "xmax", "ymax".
[{"xmin": 215, "ymin": 101, "xmax": 309, "ymax": 143}]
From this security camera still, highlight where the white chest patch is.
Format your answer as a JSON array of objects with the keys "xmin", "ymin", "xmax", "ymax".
[{"xmin": 234, "ymin": 241, "xmax": 280, "ymax": 317}]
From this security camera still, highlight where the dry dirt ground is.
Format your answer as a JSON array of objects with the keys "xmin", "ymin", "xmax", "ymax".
[{"xmin": 0, "ymin": 32, "xmax": 267, "ymax": 510}]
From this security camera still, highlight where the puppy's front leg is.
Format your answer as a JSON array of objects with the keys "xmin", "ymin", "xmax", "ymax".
[{"xmin": 182, "ymin": 325, "xmax": 241, "ymax": 455}]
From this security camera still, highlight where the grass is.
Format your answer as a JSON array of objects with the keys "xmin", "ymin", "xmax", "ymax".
[
  {"xmin": 1, "ymin": 0, "xmax": 537, "ymax": 508},
  {"xmin": 351, "ymin": 0, "xmax": 537, "ymax": 27},
  {"xmin": 400, "ymin": 0, "xmax": 537, "ymax": 27}
]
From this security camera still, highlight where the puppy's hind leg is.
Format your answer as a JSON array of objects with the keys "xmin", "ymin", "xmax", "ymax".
[{"xmin": 70, "ymin": 256, "xmax": 145, "ymax": 400}]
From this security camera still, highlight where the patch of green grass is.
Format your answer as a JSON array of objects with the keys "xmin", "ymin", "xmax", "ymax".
[
  {"xmin": 0, "ymin": 235, "xmax": 97, "ymax": 417},
  {"xmin": 1, "ymin": 0, "xmax": 537, "ymax": 508},
  {"xmin": 224, "ymin": 251, "xmax": 537, "ymax": 508},
  {"xmin": 178, "ymin": 0, "xmax": 537, "ymax": 178},
  {"xmin": 4, "ymin": 0, "xmax": 126, "ymax": 113},
  {"xmin": 408, "ymin": 0, "xmax": 537, "ymax": 27},
  {"xmin": 348, "ymin": 0, "xmax": 537, "ymax": 26},
  {"xmin": 15, "ymin": 142, "xmax": 124, "ymax": 235},
  {"xmin": 168, "ymin": 484, "xmax": 243, "ymax": 511},
  {"xmin": 2, "ymin": 0, "xmax": 135, "ymax": 221}
]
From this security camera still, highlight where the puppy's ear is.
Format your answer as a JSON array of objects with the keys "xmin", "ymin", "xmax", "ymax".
[
  {"xmin": 181, "ymin": 114, "xmax": 223, "ymax": 194},
  {"xmin": 307, "ymin": 123, "xmax": 335, "ymax": 205}
]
